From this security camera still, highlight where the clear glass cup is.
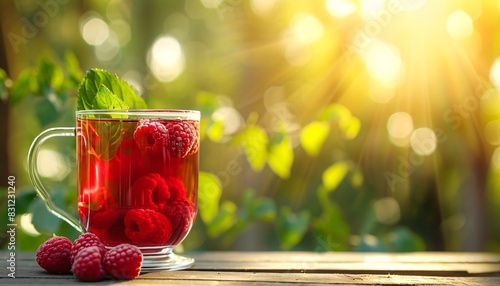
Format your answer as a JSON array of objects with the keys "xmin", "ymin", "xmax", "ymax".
[{"xmin": 28, "ymin": 109, "xmax": 200, "ymax": 270}]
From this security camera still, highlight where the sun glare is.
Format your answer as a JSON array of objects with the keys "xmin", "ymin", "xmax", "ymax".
[
  {"xmin": 36, "ymin": 149, "xmax": 70, "ymax": 180},
  {"xmin": 410, "ymin": 128, "xmax": 437, "ymax": 156},
  {"xmin": 359, "ymin": 0, "xmax": 385, "ymax": 19},
  {"xmin": 364, "ymin": 41, "xmax": 403, "ymax": 88},
  {"xmin": 326, "ymin": 0, "xmax": 357, "ymax": 18},
  {"xmin": 147, "ymin": 35, "xmax": 185, "ymax": 82},
  {"xmin": 251, "ymin": 0, "xmax": 277, "ymax": 16},
  {"xmin": 446, "ymin": 10, "xmax": 474, "ymax": 39},
  {"xmin": 374, "ymin": 197, "xmax": 401, "ymax": 225},
  {"xmin": 490, "ymin": 58, "xmax": 500, "ymax": 90},
  {"xmin": 387, "ymin": 112, "xmax": 414, "ymax": 147},
  {"xmin": 80, "ymin": 13, "xmax": 110, "ymax": 46},
  {"xmin": 290, "ymin": 13, "xmax": 324, "ymax": 44},
  {"xmin": 396, "ymin": 0, "xmax": 427, "ymax": 12},
  {"xmin": 484, "ymin": 120, "xmax": 500, "ymax": 146},
  {"xmin": 282, "ymin": 13, "xmax": 324, "ymax": 66},
  {"xmin": 492, "ymin": 147, "xmax": 500, "ymax": 170}
]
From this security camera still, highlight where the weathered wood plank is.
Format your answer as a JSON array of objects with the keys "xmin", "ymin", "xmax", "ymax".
[
  {"xmin": 189, "ymin": 252, "xmax": 500, "ymax": 275},
  {"xmin": 189, "ymin": 252, "xmax": 500, "ymax": 264},
  {"xmin": 190, "ymin": 261, "xmax": 499, "ymax": 276}
]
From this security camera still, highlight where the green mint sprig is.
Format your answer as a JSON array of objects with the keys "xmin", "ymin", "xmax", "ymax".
[
  {"xmin": 77, "ymin": 68, "xmax": 147, "ymax": 160},
  {"xmin": 77, "ymin": 68, "xmax": 147, "ymax": 110}
]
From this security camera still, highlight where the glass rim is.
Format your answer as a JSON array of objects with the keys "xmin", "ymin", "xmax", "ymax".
[{"xmin": 76, "ymin": 109, "xmax": 200, "ymax": 119}]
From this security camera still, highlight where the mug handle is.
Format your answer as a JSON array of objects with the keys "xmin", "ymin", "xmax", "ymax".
[{"xmin": 27, "ymin": 127, "xmax": 83, "ymax": 233}]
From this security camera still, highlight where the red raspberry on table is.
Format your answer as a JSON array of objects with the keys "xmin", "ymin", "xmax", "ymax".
[
  {"xmin": 124, "ymin": 209, "xmax": 172, "ymax": 245},
  {"xmin": 103, "ymin": 244, "xmax": 142, "ymax": 280},
  {"xmin": 71, "ymin": 233, "xmax": 107, "ymax": 264},
  {"xmin": 131, "ymin": 173, "xmax": 170, "ymax": 211},
  {"xmin": 162, "ymin": 199, "xmax": 196, "ymax": 244},
  {"xmin": 134, "ymin": 119, "xmax": 169, "ymax": 153},
  {"xmin": 36, "ymin": 235, "xmax": 72, "ymax": 274},
  {"xmin": 71, "ymin": 246, "xmax": 107, "ymax": 282},
  {"xmin": 164, "ymin": 120, "xmax": 199, "ymax": 158}
]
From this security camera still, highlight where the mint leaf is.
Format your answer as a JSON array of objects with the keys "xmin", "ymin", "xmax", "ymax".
[
  {"xmin": 92, "ymin": 85, "xmax": 129, "ymax": 110},
  {"xmin": 88, "ymin": 85, "xmax": 128, "ymax": 159},
  {"xmin": 77, "ymin": 68, "xmax": 147, "ymax": 110},
  {"xmin": 93, "ymin": 121, "xmax": 123, "ymax": 160}
]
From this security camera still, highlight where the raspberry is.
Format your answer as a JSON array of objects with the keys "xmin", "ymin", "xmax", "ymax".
[
  {"xmin": 134, "ymin": 119, "xmax": 169, "ymax": 153},
  {"xmin": 131, "ymin": 173, "xmax": 170, "ymax": 211},
  {"xmin": 165, "ymin": 176, "xmax": 187, "ymax": 203},
  {"xmin": 36, "ymin": 236, "xmax": 72, "ymax": 274},
  {"xmin": 162, "ymin": 199, "xmax": 196, "ymax": 244},
  {"xmin": 185, "ymin": 120, "xmax": 200, "ymax": 154},
  {"xmin": 71, "ymin": 233, "xmax": 107, "ymax": 264},
  {"xmin": 100, "ymin": 213, "xmax": 133, "ymax": 246},
  {"xmin": 88, "ymin": 209, "xmax": 120, "ymax": 229},
  {"xmin": 71, "ymin": 246, "xmax": 107, "ymax": 282},
  {"xmin": 164, "ymin": 120, "xmax": 199, "ymax": 158},
  {"xmin": 124, "ymin": 209, "xmax": 172, "ymax": 245},
  {"xmin": 103, "ymin": 244, "xmax": 142, "ymax": 280}
]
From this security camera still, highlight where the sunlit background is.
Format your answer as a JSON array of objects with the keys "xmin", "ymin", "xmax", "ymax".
[{"xmin": 1, "ymin": 0, "xmax": 500, "ymax": 252}]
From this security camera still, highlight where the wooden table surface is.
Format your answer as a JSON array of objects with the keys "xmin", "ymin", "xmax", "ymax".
[{"xmin": 2, "ymin": 251, "xmax": 500, "ymax": 285}]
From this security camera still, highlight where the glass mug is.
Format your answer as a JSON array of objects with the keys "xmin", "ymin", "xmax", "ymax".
[{"xmin": 28, "ymin": 109, "xmax": 200, "ymax": 270}]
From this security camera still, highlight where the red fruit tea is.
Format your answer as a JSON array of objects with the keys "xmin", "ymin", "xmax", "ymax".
[{"xmin": 76, "ymin": 115, "xmax": 198, "ymax": 248}]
